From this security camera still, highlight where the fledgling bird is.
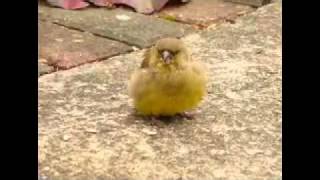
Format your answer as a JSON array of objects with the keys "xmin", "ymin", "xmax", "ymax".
[{"xmin": 128, "ymin": 37, "xmax": 207, "ymax": 118}]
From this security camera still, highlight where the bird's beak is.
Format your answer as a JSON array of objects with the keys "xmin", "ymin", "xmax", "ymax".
[{"xmin": 161, "ymin": 50, "xmax": 173, "ymax": 64}]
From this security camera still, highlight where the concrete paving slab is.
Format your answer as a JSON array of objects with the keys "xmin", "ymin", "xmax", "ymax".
[
  {"xmin": 157, "ymin": 0, "xmax": 254, "ymax": 27},
  {"xmin": 38, "ymin": 62, "xmax": 55, "ymax": 76},
  {"xmin": 39, "ymin": 20, "xmax": 132, "ymax": 69},
  {"xmin": 39, "ymin": 5, "xmax": 194, "ymax": 48}
]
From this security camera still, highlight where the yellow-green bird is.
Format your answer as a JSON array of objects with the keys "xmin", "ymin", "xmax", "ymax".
[{"xmin": 128, "ymin": 37, "xmax": 207, "ymax": 117}]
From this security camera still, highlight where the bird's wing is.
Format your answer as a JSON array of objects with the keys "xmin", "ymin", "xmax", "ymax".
[{"xmin": 140, "ymin": 48, "xmax": 151, "ymax": 68}]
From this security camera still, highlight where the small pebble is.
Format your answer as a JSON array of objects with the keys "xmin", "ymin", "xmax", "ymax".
[
  {"xmin": 86, "ymin": 128, "xmax": 97, "ymax": 133},
  {"xmin": 142, "ymin": 128, "xmax": 157, "ymax": 135},
  {"xmin": 72, "ymin": 39, "xmax": 84, "ymax": 43},
  {"xmin": 39, "ymin": 58, "xmax": 48, "ymax": 63},
  {"xmin": 255, "ymin": 48, "xmax": 264, "ymax": 54},
  {"xmin": 55, "ymin": 38, "xmax": 64, "ymax": 42},
  {"xmin": 39, "ymin": 175, "xmax": 48, "ymax": 180},
  {"xmin": 62, "ymin": 134, "xmax": 72, "ymax": 141},
  {"xmin": 132, "ymin": 46, "xmax": 139, "ymax": 51},
  {"xmin": 116, "ymin": 14, "xmax": 131, "ymax": 21}
]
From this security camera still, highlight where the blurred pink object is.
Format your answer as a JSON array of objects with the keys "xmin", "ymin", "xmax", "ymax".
[
  {"xmin": 46, "ymin": 0, "xmax": 89, "ymax": 10},
  {"xmin": 46, "ymin": 0, "xmax": 190, "ymax": 14},
  {"xmin": 88, "ymin": 0, "xmax": 113, "ymax": 7}
]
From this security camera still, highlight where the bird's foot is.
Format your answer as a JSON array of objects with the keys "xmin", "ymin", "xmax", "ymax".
[
  {"xmin": 144, "ymin": 115, "xmax": 161, "ymax": 123},
  {"xmin": 148, "ymin": 115, "xmax": 174, "ymax": 121},
  {"xmin": 176, "ymin": 112, "xmax": 195, "ymax": 120},
  {"xmin": 146, "ymin": 115, "xmax": 177, "ymax": 125},
  {"xmin": 149, "ymin": 116, "xmax": 160, "ymax": 121}
]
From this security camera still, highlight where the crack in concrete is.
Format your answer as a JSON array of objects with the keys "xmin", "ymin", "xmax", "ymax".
[
  {"xmin": 52, "ymin": 22, "xmax": 140, "ymax": 48},
  {"xmin": 39, "ymin": 48, "xmax": 134, "ymax": 78}
]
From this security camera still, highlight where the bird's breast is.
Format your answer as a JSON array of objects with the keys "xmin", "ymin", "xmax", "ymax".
[
  {"xmin": 133, "ymin": 66, "xmax": 206, "ymax": 116},
  {"xmin": 153, "ymin": 68, "xmax": 200, "ymax": 95}
]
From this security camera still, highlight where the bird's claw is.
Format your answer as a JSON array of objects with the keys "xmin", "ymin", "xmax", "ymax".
[{"xmin": 176, "ymin": 112, "xmax": 194, "ymax": 120}]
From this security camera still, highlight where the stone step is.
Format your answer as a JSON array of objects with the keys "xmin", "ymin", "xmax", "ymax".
[
  {"xmin": 156, "ymin": 0, "xmax": 254, "ymax": 27},
  {"xmin": 224, "ymin": 0, "xmax": 271, "ymax": 7},
  {"xmin": 38, "ymin": 61, "xmax": 54, "ymax": 76},
  {"xmin": 39, "ymin": 4, "xmax": 194, "ymax": 48},
  {"xmin": 39, "ymin": 20, "xmax": 132, "ymax": 70}
]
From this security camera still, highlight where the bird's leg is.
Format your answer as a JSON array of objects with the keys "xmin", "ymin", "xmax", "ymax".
[
  {"xmin": 176, "ymin": 112, "xmax": 195, "ymax": 120},
  {"xmin": 148, "ymin": 115, "xmax": 175, "ymax": 124},
  {"xmin": 147, "ymin": 115, "xmax": 165, "ymax": 126},
  {"xmin": 149, "ymin": 116, "xmax": 160, "ymax": 121},
  {"xmin": 145, "ymin": 115, "xmax": 161, "ymax": 122}
]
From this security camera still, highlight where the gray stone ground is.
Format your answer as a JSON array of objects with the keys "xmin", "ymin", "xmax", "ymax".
[
  {"xmin": 38, "ymin": 0, "xmax": 255, "ymax": 72},
  {"xmin": 39, "ymin": 20, "xmax": 132, "ymax": 70},
  {"xmin": 39, "ymin": 5, "xmax": 193, "ymax": 48},
  {"xmin": 39, "ymin": 1, "xmax": 282, "ymax": 180}
]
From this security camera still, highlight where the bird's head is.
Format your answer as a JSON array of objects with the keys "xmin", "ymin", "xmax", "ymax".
[{"xmin": 152, "ymin": 38, "xmax": 190, "ymax": 68}]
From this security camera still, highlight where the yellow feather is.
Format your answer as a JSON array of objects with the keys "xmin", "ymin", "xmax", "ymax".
[{"xmin": 128, "ymin": 38, "xmax": 207, "ymax": 116}]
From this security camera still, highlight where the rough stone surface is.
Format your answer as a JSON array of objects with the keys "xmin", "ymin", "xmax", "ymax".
[
  {"xmin": 157, "ymin": 0, "xmax": 254, "ymax": 27},
  {"xmin": 39, "ymin": 5, "xmax": 193, "ymax": 48},
  {"xmin": 39, "ymin": 20, "xmax": 132, "ymax": 69},
  {"xmin": 38, "ymin": 62, "xmax": 54, "ymax": 76},
  {"xmin": 39, "ymin": 1, "xmax": 282, "ymax": 180},
  {"xmin": 224, "ymin": 0, "xmax": 271, "ymax": 7}
]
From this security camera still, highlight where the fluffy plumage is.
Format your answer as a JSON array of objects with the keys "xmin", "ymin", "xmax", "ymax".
[{"xmin": 128, "ymin": 37, "xmax": 207, "ymax": 116}]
